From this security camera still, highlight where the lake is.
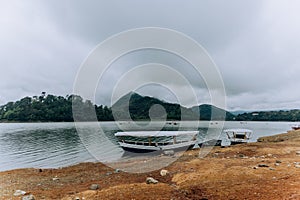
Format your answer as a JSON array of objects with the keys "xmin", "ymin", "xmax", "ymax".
[{"xmin": 0, "ymin": 121, "xmax": 294, "ymax": 171}]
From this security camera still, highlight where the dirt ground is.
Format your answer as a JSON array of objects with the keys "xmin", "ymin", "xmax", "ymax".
[{"xmin": 1, "ymin": 129, "xmax": 300, "ymax": 200}]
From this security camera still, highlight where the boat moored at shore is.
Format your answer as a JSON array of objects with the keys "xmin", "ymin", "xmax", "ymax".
[
  {"xmin": 291, "ymin": 125, "xmax": 300, "ymax": 130},
  {"xmin": 224, "ymin": 129, "xmax": 253, "ymax": 145},
  {"xmin": 115, "ymin": 131, "xmax": 198, "ymax": 153}
]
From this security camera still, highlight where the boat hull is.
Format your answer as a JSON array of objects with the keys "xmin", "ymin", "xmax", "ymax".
[
  {"xmin": 198, "ymin": 139, "xmax": 222, "ymax": 147},
  {"xmin": 230, "ymin": 141, "xmax": 247, "ymax": 145},
  {"xmin": 119, "ymin": 141, "xmax": 196, "ymax": 154},
  {"xmin": 121, "ymin": 146, "xmax": 159, "ymax": 153},
  {"xmin": 292, "ymin": 126, "xmax": 300, "ymax": 130}
]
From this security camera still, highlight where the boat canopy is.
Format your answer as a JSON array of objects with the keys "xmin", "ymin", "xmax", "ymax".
[
  {"xmin": 223, "ymin": 129, "xmax": 253, "ymax": 134},
  {"xmin": 115, "ymin": 131, "xmax": 198, "ymax": 137}
]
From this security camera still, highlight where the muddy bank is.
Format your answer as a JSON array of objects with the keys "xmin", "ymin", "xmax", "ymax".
[{"xmin": 1, "ymin": 130, "xmax": 300, "ymax": 199}]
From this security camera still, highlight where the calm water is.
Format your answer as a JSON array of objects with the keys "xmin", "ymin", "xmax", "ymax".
[{"xmin": 0, "ymin": 121, "xmax": 294, "ymax": 171}]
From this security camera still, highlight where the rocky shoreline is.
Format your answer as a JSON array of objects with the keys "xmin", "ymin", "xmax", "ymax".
[{"xmin": 1, "ymin": 129, "xmax": 300, "ymax": 199}]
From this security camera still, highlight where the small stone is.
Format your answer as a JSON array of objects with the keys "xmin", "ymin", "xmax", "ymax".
[
  {"xmin": 22, "ymin": 194, "xmax": 35, "ymax": 200},
  {"xmin": 238, "ymin": 154, "xmax": 245, "ymax": 158},
  {"xmin": 146, "ymin": 177, "xmax": 158, "ymax": 184},
  {"xmin": 253, "ymin": 166, "xmax": 258, "ymax": 169},
  {"xmin": 14, "ymin": 190, "xmax": 26, "ymax": 196},
  {"xmin": 160, "ymin": 169, "xmax": 169, "ymax": 176},
  {"xmin": 213, "ymin": 153, "xmax": 218, "ymax": 158},
  {"xmin": 295, "ymin": 165, "xmax": 300, "ymax": 168},
  {"xmin": 75, "ymin": 197, "xmax": 80, "ymax": 200},
  {"xmin": 89, "ymin": 184, "xmax": 99, "ymax": 190},
  {"xmin": 296, "ymin": 151, "xmax": 300, "ymax": 155},
  {"xmin": 115, "ymin": 169, "xmax": 121, "ymax": 173},
  {"xmin": 258, "ymin": 164, "xmax": 269, "ymax": 167},
  {"xmin": 52, "ymin": 177, "xmax": 59, "ymax": 181},
  {"xmin": 267, "ymin": 154, "xmax": 272, "ymax": 157},
  {"xmin": 274, "ymin": 163, "xmax": 280, "ymax": 166},
  {"xmin": 275, "ymin": 160, "xmax": 282, "ymax": 163},
  {"xmin": 163, "ymin": 150, "xmax": 175, "ymax": 156},
  {"xmin": 260, "ymin": 156, "xmax": 265, "ymax": 158},
  {"xmin": 269, "ymin": 167, "xmax": 275, "ymax": 170}
]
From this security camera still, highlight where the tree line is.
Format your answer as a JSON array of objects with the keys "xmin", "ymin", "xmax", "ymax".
[
  {"xmin": 0, "ymin": 93, "xmax": 113, "ymax": 122},
  {"xmin": 235, "ymin": 110, "xmax": 300, "ymax": 121},
  {"xmin": 1, "ymin": 92, "xmax": 300, "ymax": 122}
]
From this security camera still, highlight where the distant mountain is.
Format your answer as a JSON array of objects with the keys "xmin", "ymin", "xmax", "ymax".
[
  {"xmin": 230, "ymin": 110, "xmax": 251, "ymax": 115},
  {"xmin": 2, "ymin": 92, "xmax": 299, "ymax": 122},
  {"xmin": 112, "ymin": 92, "xmax": 235, "ymax": 121},
  {"xmin": 190, "ymin": 104, "xmax": 235, "ymax": 121},
  {"xmin": 111, "ymin": 92, "xmax": 198, "ymax": 121},
  {"xmin": 231, "ymin": 109, "xmax": 292, "ymax": 116},
  {"xmin": 235, "ymin": 110, "xmax": 300, "ymax": 121}
]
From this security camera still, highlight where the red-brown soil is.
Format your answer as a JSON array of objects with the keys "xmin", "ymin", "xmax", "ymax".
[{"xmin": 1, "ymin": 130, "xmax": 300, "ymax": 199}]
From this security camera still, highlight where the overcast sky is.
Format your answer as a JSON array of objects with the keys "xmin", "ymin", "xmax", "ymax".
[{"xmin": 1, "ymin": 0, "xmax": 300, "ymax": 111}]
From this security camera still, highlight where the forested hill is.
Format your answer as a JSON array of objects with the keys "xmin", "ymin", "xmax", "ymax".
[
  {"xmin": 190, "ymin": 104, "xmax": 235, "ymax": 121},
  {"xmin": 111, "ymin": 92, "xmax": 198, "ymax": 121},
  {"xmin": 235, "ymin": 110, "xmax": 300, "ymax": 121},
  {"xmin": 0, "ymin": 92, "xmax": 232, "ymax": 122},
  {"xmin": 1, "ymin": 92, "xmax": 300, "ymax": 122},
  {"xmin": 111, "ymin": 92, "xmax": 234, "ymax": 121},
  {"xmin": 0, "ymin": 93, "xmax": 113, "ymax": 122}
]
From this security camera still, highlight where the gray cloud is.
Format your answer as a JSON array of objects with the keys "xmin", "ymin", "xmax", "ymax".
[
  {"xmin": 1, "ymin": 0, "xmax": 300, "ymax": 111},
  {"xmin": 215, "ymin": 0, "xmax": 300, "ymax": 110}
]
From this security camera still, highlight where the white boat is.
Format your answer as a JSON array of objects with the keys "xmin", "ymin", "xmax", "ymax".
[
  {"xmin": 224, "ymin": 129, "xmax": 252, "ymax": 145},
  {"xmin": 115, "ymin": 131, "xmax": 198, "ymax": 153},
  {"xmin": 291, "ymin": 125, "xmax": 300, "ymax": 130}
]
